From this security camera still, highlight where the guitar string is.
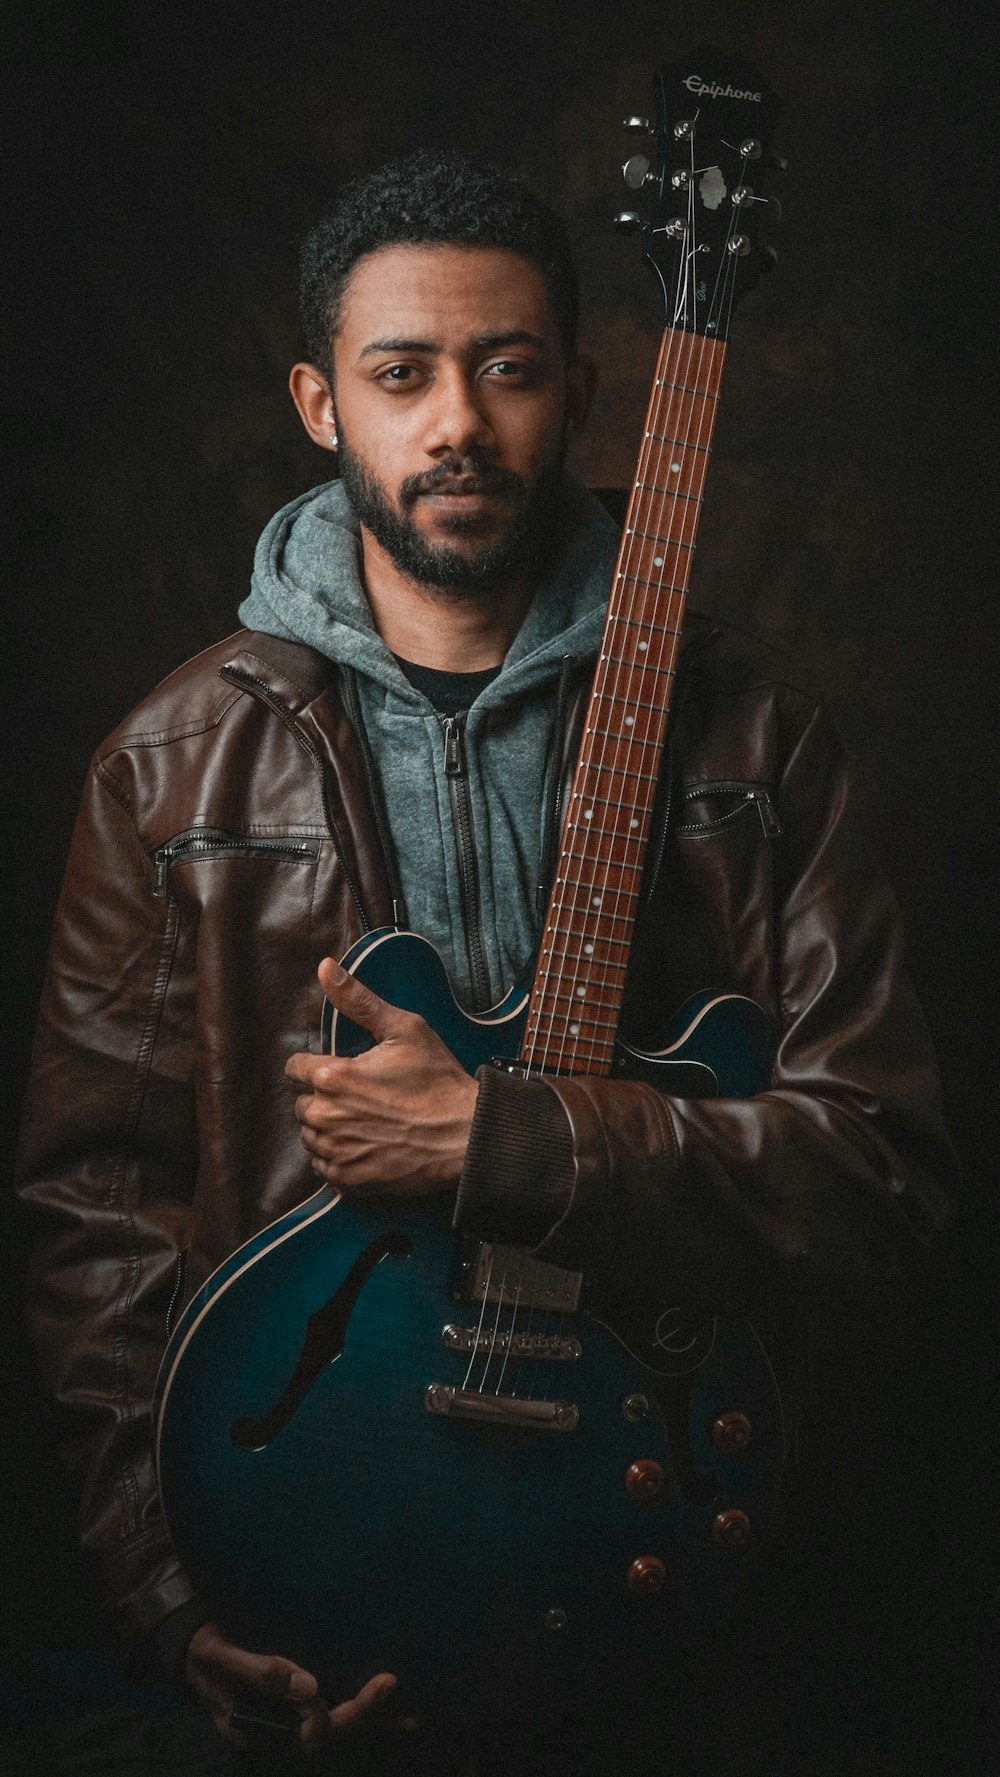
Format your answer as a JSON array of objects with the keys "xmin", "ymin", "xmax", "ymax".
[
  {"xmin": 527, "ymin": 134, "xmax": 745, "ymax": 1083},
  {"xmin": 527, "ymin": 340, "xmax": 686, "ymax": 1077},
  {"xmin": 528, "ymin": 139, "xmax": 719, "ymax": 1079},
  {"xmin": 527, "ymin": 131, "xmax": 700, "ymax": 1077}
]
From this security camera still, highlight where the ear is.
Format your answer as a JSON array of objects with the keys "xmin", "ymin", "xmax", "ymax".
[
  {"xmin": 289, "ymin": 362, "xmax": 337, "ymax": 451},
  {"xmin": 565, "ymin": 354, "xmax": 598, "ymax": 438}
]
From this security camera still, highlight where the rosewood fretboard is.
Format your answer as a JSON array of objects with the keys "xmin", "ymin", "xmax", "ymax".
[{"xmin": 521, "ymin": 326, "xmax": 726, "ymax": 1077}]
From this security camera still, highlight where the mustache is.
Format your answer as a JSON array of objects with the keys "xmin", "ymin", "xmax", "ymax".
[{"xmin": 399, "ymin": 458, "xmax": 526, "ymax": 508}]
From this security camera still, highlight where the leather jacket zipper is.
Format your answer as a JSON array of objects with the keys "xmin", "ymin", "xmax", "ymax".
[
  {"xmin": 218, "ymin": 663, "xmax": 370, "ymax": 935},
  {"xmin": 339, "ymin": 668, "xmax": 408, "ymax": 928},
  {"xmin": 676, "ymin": 781, "xmax": 782, "ymax": 838},
  {"xmin": 440, "ymin": 714, "xmax": 492, "ymax": 1011},
  {"xmin": 154, "ymin": 828, "xmax": 320, "ymax": 897}
]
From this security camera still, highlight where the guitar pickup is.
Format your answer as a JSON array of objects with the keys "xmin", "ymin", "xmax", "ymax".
[
  {"xmin": 424, "ymin": 1384, "xmax": 579, "ymax": 1433},
  {"xmin": 455, "ymin": 1242, "xmax": 583, "ymax": 1314}
]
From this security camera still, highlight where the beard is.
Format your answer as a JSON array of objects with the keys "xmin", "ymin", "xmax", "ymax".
[{"xmin": 334, "ymin": 427, "xmax": 567, "ymax": 595}]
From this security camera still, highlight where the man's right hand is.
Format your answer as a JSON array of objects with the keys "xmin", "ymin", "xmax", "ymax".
[{"xmin": 185, "ymin": 1621, "xmax": 397, "ymax": 1754}]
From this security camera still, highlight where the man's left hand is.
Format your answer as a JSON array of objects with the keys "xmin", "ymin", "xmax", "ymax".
[{"xmin": 285, "ymin": 957, "xmax": 478, "ymax": 1193}]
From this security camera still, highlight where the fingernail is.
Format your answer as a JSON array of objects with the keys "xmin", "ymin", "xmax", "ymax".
[
  {"xmin": 323, "ymin": 958, "xmax": 347, "ymax": 984},
  {"xmin": 288, "ymin": 1671, "xmax": 313, "ymax": 1699}
]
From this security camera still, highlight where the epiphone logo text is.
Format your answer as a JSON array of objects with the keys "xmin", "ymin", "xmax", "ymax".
[{"xmin": 684, "ymin": 74, "xmax": 762, "ymax": 101}]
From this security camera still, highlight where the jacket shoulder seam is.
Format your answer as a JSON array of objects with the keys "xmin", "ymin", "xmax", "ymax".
[{"xmin": 99, "ymin": 684, "xmax": 245, "ymax": 756}]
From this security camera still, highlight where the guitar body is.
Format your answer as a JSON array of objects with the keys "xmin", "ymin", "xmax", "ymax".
[{"xmin": 155, "ymin": 929, "xmax": 784, "ymax": 1721}]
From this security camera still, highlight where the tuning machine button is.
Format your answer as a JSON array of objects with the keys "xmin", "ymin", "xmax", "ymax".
[
  {"xmin": 613, "ymin": 211, "xmax": 642, "ymax": 234},
  {"xmin": 622, "ymin": 153, "xmax": 652, "ymax": 191}
]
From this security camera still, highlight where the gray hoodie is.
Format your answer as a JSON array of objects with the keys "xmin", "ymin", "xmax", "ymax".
[{"xmin": 239, "ymin": 477, "xmax": 618, "ymax": 1010}]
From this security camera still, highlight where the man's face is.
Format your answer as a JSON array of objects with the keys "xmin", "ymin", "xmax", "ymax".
[{"xmin": 329, "ymin": 244, "xmax": 574, "ymax": 591}]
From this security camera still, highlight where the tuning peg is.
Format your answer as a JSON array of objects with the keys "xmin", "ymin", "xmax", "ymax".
[
  {"xmin": 613, "ymin": 211, "xmax": 642, "ymax": 233},
  {"xmin": 622, "ymin": 115, "xmax": 651, "ymax": 133},
  {"xmin": 622, "ymin": 153, "xmax": 652, "ymax": 190}
]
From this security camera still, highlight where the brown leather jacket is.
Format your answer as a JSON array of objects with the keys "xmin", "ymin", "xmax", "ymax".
[{"xmin": 16, "ymin": 618, "xmax": 957, "ymax": 1663}]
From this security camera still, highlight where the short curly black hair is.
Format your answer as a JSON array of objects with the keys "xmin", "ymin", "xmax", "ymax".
[{"xmin": 299, "ymin": 150, "xmax": 579, "ymax": 379}]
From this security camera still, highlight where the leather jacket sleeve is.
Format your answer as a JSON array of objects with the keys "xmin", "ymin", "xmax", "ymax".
[
  {"xmin": 455, "ymin": 699, "xmax": 959, "ymax": 1320},
  {"xmin": 16, "ymin": 759, "xmax": 202, "ymax": 1661}
]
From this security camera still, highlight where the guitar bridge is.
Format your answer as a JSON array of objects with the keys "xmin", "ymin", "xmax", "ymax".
[
  {"xmin": 442, "ymin": 1324, "xmax": 582, "ymax": 1362},
  {"xmin": 424, "ymin": 1384, "xmax": 579, "ymax": 1433}
]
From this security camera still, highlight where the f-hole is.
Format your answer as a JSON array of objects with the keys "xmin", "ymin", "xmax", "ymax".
[{"xmin": 230, "ymin": 1231, "xmax": 412, "ymax": 1450}]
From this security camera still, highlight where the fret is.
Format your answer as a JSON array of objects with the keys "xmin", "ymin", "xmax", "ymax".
[
  {"xmin": 539, "ymin": 932, "xmax": 632, "ymax": 954},
  {"xmin": 646, "ymin": 432, "xmax": 710, "ymax": 452},
  {"xmin": 544, "ymin": 899, "xmax": 637, "ymax": 924},
  {"xmin": 580, "ymin": 729, "xmax": 664, "ymax": 751},
  {"xmin": 543, "ymin": 991, "xmax": 624, "ymax": 1014},
  {"xmin": 603, "ymin": 612, "xmax": 682, "ymax": 637},
  {"xmin": 525, "ymin": 1015, "xmax": 618, "ymax": 1041},
  {"xmin": 581, "ymin": 691, "xmax": 662, "ymax": 712},
  {"xmin": 633, "ymin": 483, "xmax": 701, "ymax": 502},
  {"xmin": 569, "ymin": 790, "xmax": 654, "ymax": 812},
  {"xmin": 561, "ymin": 849, "xmax": 643, "ymax": 875},
  {"xmin": 616, "ymin": 572, "xmax": 688, "ymax": 595},
  {"xmin": 654, "ymin": 378, "xmax": 719, "ymax": 400},
  {"xmin": 622, "ymin": 527, "xmax": 694, "ymax": 551}
]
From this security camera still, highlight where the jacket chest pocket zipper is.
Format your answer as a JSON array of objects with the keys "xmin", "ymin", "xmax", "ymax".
[
  {"xmin": 153, "ymin": 829, "xmax": 321, "ymax": 897},
  {"xmin": 675, "ymin": 781, "xmax": 781, "ymax": 839}
]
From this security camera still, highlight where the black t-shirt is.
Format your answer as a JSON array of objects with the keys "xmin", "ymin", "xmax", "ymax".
[{"xmin": 393, "ymin": 653, "xmax": 500, "ymax": 715}]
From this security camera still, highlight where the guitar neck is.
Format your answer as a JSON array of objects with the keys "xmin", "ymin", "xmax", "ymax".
[{"xmin": 521, "ymin": 326, "xmax": 727, "ymax": 1077}]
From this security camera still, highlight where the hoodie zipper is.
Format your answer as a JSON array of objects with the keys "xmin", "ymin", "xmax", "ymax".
[
  {"xmin": 153, "ymin": 828, "xmax": 320, "ymax": 898},
  {"xmin": 440, "ymin": 714, "xmax": 493, "ymax": 1011},
  {"xmin": 218, "ymin": 663, "xmax": 370, "ymax": 935}
]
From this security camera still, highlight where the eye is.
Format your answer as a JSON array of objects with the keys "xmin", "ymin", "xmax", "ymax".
[
  {"xmin": 484, "ymin": 358, "xmax": 539, "ymax": 384},
  {"xmin": 376, "ymin": 363, "xmax": 422, "ymax": 386}
]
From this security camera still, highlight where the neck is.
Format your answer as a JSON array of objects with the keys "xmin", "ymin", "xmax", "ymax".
[{"xmin": 358, "ymin": 527, "xmax": 535, "ymax": 670}]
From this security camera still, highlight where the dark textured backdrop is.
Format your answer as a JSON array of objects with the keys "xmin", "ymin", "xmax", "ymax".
[{"xmin": 4, "ymin": 0, "xmax": 997, "ymax": 1764}]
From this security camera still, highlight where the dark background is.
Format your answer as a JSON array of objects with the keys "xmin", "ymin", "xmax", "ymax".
[{"xmin": 4, "ymin": 0, "xmax": 997, "ymax": 1768}]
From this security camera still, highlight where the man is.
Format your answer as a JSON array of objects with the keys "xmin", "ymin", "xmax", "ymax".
[{"xmin": 17, "ymin": 151, "xmax": 956, "ymax": 1772}]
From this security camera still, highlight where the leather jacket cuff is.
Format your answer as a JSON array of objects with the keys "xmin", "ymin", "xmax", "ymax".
[
  {"xmin": 453, "ymin": 1066, "xmax": 575, "ymax": 1248},
  {"xmin": 148, "ymin": 1598, "xmax": 214, "ymax": 1686}
]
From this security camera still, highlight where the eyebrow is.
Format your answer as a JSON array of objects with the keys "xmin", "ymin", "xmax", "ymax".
[{"xmin": 358, "ymin": 329, "xmax": 548, "ymax": 359}]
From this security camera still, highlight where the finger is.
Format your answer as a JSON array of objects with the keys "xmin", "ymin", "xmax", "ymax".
[
  {"xmin": 327, "ymin": 1671, "xmax": 398, "ymax": 1735},
  {"xmin": 190, "ymin": 1624, "xmax": 319, "ymax": 1704},
  {"xmin": 318, "ymin": 956, "xmax": 403, "ymax": 1044},
  {"xmin": 285, "ymin": 1050, "xmax": 336, "ymax": 1090}
]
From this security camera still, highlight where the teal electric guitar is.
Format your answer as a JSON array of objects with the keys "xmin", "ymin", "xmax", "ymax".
[{"xmin": 155, "ymin": 51, "xmax": 784, "ymax": 1723}]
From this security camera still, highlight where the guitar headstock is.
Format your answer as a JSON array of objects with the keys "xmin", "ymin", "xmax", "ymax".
[{"xmin": 615, "ymin": 48, "xmax": 782, "ymax": 339}]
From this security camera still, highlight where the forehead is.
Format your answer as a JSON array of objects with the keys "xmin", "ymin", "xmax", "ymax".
[{"xmin": 335, "ymin": 244, "xmax": 558, "ymax": 353}]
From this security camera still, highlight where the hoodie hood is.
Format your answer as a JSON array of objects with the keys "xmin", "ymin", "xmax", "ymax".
[
  {"xmin": 238, "ymin": 475, "xmax": 619, "ymax": 703},
  {"xmin": 237, "ymin": 475, "xmax": 620, "ymax": 1012}
]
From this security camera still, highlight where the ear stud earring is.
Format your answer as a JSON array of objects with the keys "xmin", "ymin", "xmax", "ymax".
[{"xmin": 329, "ymin": 431, "xmax": 339, "ymax": 449}]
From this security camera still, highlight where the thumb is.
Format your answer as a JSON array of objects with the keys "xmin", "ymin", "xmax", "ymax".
[{"xmin": 319, "ymin": 956, "xmax": 400, "ymax": 1044}]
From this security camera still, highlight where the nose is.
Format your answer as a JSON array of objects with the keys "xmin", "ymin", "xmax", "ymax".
[{"xmin": 420, "ymin": 365, "xmax": 494, "ymax": 458}]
